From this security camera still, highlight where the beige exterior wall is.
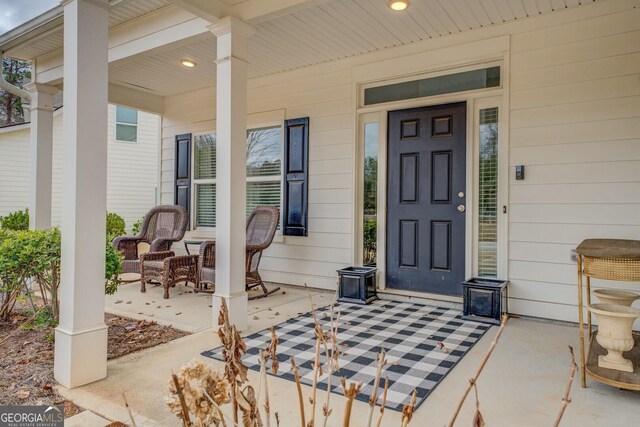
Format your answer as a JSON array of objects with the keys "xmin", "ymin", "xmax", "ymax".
[
  {"xmin": 160, "ymin": 0, "xmax": 640, "ymax": 321},
  {"xmin": 0, "ymin": 105, "xmax": 160, "ymax": 231},
  {"xmin": 0, "ymin": 124, "xmax": 31, "ymax": 215},
  {"xmin": 507, "ymin": 5, "xmax": 640, "ymax": 321}
]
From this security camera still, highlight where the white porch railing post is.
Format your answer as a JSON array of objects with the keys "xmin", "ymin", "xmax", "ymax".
[
  {"xmin": 54, "ymin": 0, "xmax": 109, "ymax": 388},
  {"xmin": 209, "ymin": 17, "xmax": 255, "ymax": 331},
  {"xmin": 24, "ymin": 82, "xmax": 57, "ymax": 230}
]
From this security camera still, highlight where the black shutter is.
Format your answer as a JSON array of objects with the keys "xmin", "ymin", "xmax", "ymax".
[
  {"xmin": 282, "ymin": 117, "xmax": 309, "ymax": 236},
  {"xmin": 175, "ymin": 133, "xmax": 191, "ymax": 225}
]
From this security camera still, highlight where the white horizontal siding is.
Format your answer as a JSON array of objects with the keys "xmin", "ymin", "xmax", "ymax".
[
  {"xmin": 0, "ymin": 129, "xmax": 30, "ymax": 215},
  {"xmin": 159, "ymin": 0, "xmax": 640, "ymax": 318},
  {"xmin": 508, "ymin": 4, "xmax": 640, "ymax": 321},
  {"xmin": 1, "ymin": 106, "xmax": 159, "ymax": 232},
  {"xmin": 161, "ymin": 62, "xmax": 355, "ymax": 290},
  {"xmin": 106, "ymin": 105, "xmax": 160, "ymax": 230}
]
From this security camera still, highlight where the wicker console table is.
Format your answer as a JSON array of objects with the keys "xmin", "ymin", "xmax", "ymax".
[{"xmin": 575, "ymin": 238, "xmax": 640, "ymax": 390}]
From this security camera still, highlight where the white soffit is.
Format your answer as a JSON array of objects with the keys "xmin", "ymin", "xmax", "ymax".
[
  {"xmin": 4, "ymin": 0, "xmax": 171, "ymax": 60},
  {"xmin": 109, "ymin": 0, "xmax": 597, "ymax": 96},
  {"xmin": 8, "ymin": 0, "xmax": 598, "ymax": 96}
]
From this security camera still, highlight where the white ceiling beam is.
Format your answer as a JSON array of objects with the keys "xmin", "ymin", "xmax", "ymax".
[
  {"xmin": 108, "ymin": 83, "xmax": 165, "ymax": 114},
  {"xmin": 166, "ymin": 0, "xmax": 332, "ymax": 25},
  {"xmin": 34, "ymin": 5, "xmax": 212, "ymax": 84},
  {"xmin": 165, "ymin": 0, "xmax": 228, "ymax": 23},
  {"xmin": 234, "ymin": 0, "xmax": 333, "ymax": 24}
]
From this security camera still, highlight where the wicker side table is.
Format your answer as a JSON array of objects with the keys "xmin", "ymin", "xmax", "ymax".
[{"xmin": 575, "ymin": 239, "xmax": 640, "ymax": 391}]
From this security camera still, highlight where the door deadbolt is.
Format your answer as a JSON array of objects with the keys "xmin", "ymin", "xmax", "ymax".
[
  {"xmin": 457, "ymin": 205, "xmax": 466, "ymax": 212},
  {"xmin": 458, "ymin": 191, "xmax": 465, "ymax": 198}
]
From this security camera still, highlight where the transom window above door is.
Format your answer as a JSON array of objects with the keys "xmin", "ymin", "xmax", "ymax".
[
  {"xmin": 192, "ymin": 126, "xmax": 282, "ymax": 229},
  {"xmin": 363, "ymin": 66, "xmax": 501, "ymax": 106}
]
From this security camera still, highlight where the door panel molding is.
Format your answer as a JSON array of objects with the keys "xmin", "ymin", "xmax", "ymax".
[{"xmin": 386, "ymin": 102, "xmax": 466, "ymax": 295}]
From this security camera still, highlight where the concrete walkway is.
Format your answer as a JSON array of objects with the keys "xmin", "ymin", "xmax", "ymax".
[{"xmin": 61, "ymin": 287, "xmax": 639, "ymax": 426}]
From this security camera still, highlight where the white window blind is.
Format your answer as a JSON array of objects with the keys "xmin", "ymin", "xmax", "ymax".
[
  {"xmin": 115, "ymin": 106, "xmax": 138, "ymax": 142},
  {"xmin": 478, "ymin": 107, "xmax": 499, "ymax": 277},
  {"xmin": 192, "ymin": 127, "xmax": 282, "ymax": 229}
]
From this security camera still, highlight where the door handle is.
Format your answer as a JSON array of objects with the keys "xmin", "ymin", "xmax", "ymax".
[{"xmin": 457, "ymin": 205, "xmax": 466, "ymax": 212}]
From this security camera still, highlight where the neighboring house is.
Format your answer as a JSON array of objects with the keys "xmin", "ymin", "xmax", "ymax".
[{"xmin": 0, "ymin": 104, "xmax": 160, "ymax": 230}]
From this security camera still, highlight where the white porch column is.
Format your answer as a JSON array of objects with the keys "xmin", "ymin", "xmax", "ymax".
[
  {"xmin": 24, "ymin": 83, "xmax": 57, "ymax": 230},
  {"xmin": 209, "ymin": 17, "xmax": 255, "ymax": 331},
  {"xmin": 54, "ymin": 0, "xmax": 109, "ymax": 388}
]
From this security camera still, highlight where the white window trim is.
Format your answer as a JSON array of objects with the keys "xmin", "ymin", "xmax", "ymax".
[
  {"xmin": 189, "ymin": 122, "xmax": 284, "ymax": 239},
  {"xmin": 114, "ymin": 105, "xmax": 138, "ymax": 143}
]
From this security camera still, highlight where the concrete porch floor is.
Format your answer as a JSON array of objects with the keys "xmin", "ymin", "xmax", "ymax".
[
  {"xmin": 61, "ymin": 283, "xmax": 640, "ymax": 426},
  {"xmin": 105, "ymin": 274, "xmax": 323, "ymax": 333}
]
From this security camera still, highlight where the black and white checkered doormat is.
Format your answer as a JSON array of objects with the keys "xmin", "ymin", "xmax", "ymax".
[{"xmin": 202, "ymin": 300, "xmax": 490, "ymax": 412}]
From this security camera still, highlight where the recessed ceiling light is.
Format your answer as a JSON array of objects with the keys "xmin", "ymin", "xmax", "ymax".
[
  {"xmin": 388, "ymin": 0, "xmax": 409, "ymax": 11},
  {"xmin": 181, "ymin": 58, "xmax": 197, "ymax": 68}
]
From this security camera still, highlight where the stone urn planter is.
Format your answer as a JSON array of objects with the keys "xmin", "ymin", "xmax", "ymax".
[
  {"xmin": 593, "ymin": 289, "xmax": 640, "ymax": 307},
  {"xmin": 588, "ymin": 303, "xmax": 640, "ymax": 373}
]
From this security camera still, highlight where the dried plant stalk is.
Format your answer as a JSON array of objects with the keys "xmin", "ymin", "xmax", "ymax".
[
  {"xmin": 259, "ymin": 352, "xmax": 270, "ymax": 427},
  {"xmin": 365, "ymin": 349, "xmax": 387, "ymax": 427},
  {"xmin": 122, "ymin": 392, "xmax": 138, "ymax": 427},
  {"xmin": 306, "ymin": 286, "xmax": 328, "ymax": 427},
  {"xmin": 203, "ymin": 389, "xmax": 238, "ymax": 427},
  {"xmin": 340, "ymin": 378, "xmax": 363, "ymax": 427},
  {"xmin": 259, "ymin": 327, "xmax": 278, "ymax": 427},
  {"xmin": 553, "ymin": 346, "xmax": 577, "ymax": 427},
  {"xmin": 171, "ymin": 372, "xmax": 193, "ymax": 427},
  {"xmin": 291, "ymin": 357, "xmax": 306, "ymax": 427},
  {"xmin": 471, "ymin": 383, "xmax": 484, "ymax": 427},
  {"xmin": 447, "ymin": 314, "xmax": 508, "ymax": 427},
  {"xmin": 308, "ymin": 330, "xmax": 323, "ymax": 427},
  {"xmin": 218, "ymin": 299, "xmax": 249, "ymax": 425},
  {"xmin": 400, "ymin": 389, "xmax": 417, "ymax": 427},
  {"xmin": 374, "ymin": 378, "xmax": 389, "ymax": 427},
  {"xmin": 237, "ymin": 385, "xmax": 263, "ymax": 427},
  {"xmin": 322, "ymin": 306, "xmax": 341, "ymax": 427}
]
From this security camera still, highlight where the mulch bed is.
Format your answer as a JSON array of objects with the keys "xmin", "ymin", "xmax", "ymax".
[{"xmin": 0, "ymin": 303, "xmax": 189, "ymax": 417}]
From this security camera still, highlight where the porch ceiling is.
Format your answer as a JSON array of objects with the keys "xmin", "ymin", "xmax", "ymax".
[
  {"xmin": 0, "ymin": 0, "xmax": 171, "ymax": 60},
  {"xmin": 4, "ymin": 0, "xmax": 597, "ymax": 96},
  {"xmin": 111, "ymin": 0, "xmax": 595, "ymax": 96}
]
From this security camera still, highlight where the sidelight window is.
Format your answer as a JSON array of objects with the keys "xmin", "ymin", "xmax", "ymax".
[
  {"xmin": 363, "ymin": 122, "xmax": 379, "ymax": 266},
  {"xmin": 478, "ymin": 107, "xmax": 499, "ymax": 277}
]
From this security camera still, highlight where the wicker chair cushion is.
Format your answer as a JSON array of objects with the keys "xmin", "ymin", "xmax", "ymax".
[
  {"xmin": 142, "ymin": 260, "xmax": 165, "ymax": 270},
  {"xmin": 138, "ymin": 242, "xmax": 151, "ymax": 256},
  {"xmin": 200, "ymin": 266, "xmax": 215, "ymax": 284},
  {"xmin": 121, "ymin": 259, "xmax": 141, "ymax": 274}
]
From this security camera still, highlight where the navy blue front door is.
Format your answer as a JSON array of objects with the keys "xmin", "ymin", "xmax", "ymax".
[{"xmin": 386, "ymin": 102, "xmax": 467, "ymax": 295}]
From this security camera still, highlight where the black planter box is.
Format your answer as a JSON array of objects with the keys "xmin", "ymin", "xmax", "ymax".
[
  {"xmin": 337, "ymin": 266, "xmax": 378, "ymax": 305},
  {"xmin": 462, "ymin": 277, "xmax": 509, "ymax": 325}
]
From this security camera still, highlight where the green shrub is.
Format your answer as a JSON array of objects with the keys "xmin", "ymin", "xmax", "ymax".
[
  {"xmin": 20, "ymin": 306, "xmax": 58, "ymax": 330},
  {"xmin": 131, "ymin": 217, "xmax": 143, "ymax": 235},
  {"xmin": 0, "ymin": 227, "xmax": 123, "ymax": 323},
  {"xmin": 0, "ymin": 230, "xmax": 22, "ymax": 318},
  {"xmin": 363, "ymin": 219, "xmax": 377, "ymax": 266},
  {"xmin": 105, "ymin": 241, "xmax": 122, "ymax": 295},
  {"xmin": 0, "ymin": 208, "xmax": 29, "ymax": 231},
  {"xmin": 106, "ymin": 212, "xmax": 126, "ymax": 241},
  {"xmin": 0, "ymin": 228, "xmax": 60, "ymax": 320}
]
